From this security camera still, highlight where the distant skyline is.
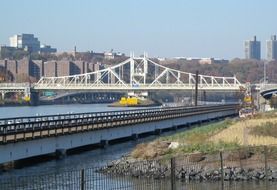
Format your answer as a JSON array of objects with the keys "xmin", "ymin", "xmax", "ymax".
[{"xmin": 1, "ymin": 0, "xmax": 277, "ymax": 59}]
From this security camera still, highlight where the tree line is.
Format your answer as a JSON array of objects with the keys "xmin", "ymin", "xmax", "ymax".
[{"xmin": 159, "ymin": 58, "xmax": 277, "ymax": 83}]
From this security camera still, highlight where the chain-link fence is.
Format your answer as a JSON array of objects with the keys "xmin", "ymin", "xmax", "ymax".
[
  {"xmin": 172, "ymin": 145, "xmax": 277, "ymax": 190},
  {"xmin": 1, "ymin": 145, "xmax": 277, "ymax": 190}
]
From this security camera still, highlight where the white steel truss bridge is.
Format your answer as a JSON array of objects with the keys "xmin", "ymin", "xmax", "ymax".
[{"xmin": 34, "ymin": 53, "xmax": 242, "ymax": 92}]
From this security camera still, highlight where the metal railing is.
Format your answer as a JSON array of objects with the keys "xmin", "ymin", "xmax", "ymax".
[
  {"xmin": 0, "ymin": 83, "xmax": 30, "ymax": 88},
  {"xmin": 0, "ymin": 104, "xmax": 238, "ymax": 144},
  {"xmin": 256, "ymin": 83, "xmax": 277, "ymax": 91}
]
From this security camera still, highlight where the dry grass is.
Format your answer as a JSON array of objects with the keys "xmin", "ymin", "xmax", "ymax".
[
  {"xmin": 250, "ymin": 121, "xmax": 277, "ymax": 138},
  {"xmin": 131, "ymin": 120, "xmax": 238, "ymax": 159},
  {"xmin": 131, "ymin": 141, "xmax": 170, "ymax": 160},
  {"xmin": 210, "ymin": 117, "xmax": 277, "ymax": 146},
  {"xmin": 253, "ymin": 111, "xmax": 277, "ymax": 119},
  {"xmin": 161, "ymin": 119, "xmax": 233, "ymax": 145},
  {"xmin": 131, "ymin": 111, "xmax": 277, "ymax": 159}
]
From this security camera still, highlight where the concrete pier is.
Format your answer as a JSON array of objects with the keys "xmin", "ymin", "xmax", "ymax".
[
  {"xmin": 100, "ymin": 140, "xmax": 109, "ymax": 148},
  {"xmin": 131, "ymin": 134, "xmax": 139, "ymax": 140},
  {"xmin": 55, "ymin": 149, "xmax": 67, "ymax": 159}
]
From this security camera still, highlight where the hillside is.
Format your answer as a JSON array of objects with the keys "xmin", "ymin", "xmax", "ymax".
[{"xmin": 160, "ymin": 58, "xmax": 277, "ymax": 83}]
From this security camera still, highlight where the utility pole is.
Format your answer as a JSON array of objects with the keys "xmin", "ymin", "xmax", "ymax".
[
  {"xmin": 194, "ymin": 70, "xmax": 199, "ymax": 106},
  {"xmin": 263, "ymin": 60, "xmax": 267, "ymax": 85}
]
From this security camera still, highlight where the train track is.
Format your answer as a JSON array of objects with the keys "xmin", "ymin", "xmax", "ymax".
[{"xmin": 0, "ymin": 104, "xmax": 238, "ymax": 144}]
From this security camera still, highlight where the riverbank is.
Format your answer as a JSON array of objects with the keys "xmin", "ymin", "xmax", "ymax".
[
  {"xmin": 99, "ymin": 147, "xmax": 277, "ymax": 181},
  {"xmin": 100, "ymin": 111, "xmax": 277, "ymax": 181},
  {"xmin": 130, "ymin": 110, "xmax": 277, "ymax": 160}
]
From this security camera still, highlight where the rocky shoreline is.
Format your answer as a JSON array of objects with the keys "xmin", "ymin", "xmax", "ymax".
[{"xmin": 98, "ymin": 154, "xmax": 277, "ymax": 181}]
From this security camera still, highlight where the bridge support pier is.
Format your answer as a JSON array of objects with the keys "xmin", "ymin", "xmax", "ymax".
[
  {"xmin": 1, "ymin": 92, "xmax": 5, "ymax": 100},
  {"xmin": 0, "ymin": 161, "xmax": 15, "ymax": 171},
  {"xmin": 198, "ymin": 120, "xmax": 202, "ymax": 126},
  {"xmin": 154, "ymin": 129, "xmax": 162, "ymax": 135},
  {"xmin": 172, "ymin": 125, "xmax": 178, "ymax": 131},
  {"xmin": 55, "ymin": 149, "xmax": 67, "ymax": 159},
  {"xmin": 100, "ymin": 140, "xmax": 109, "ymax": 148},
  {"xmin": 30, "ymin": 91, "xmax": 39, "ymax": 106},
  {"xmin": 131, "ymin": 133, "xmax": 139, "ymax": 140}
]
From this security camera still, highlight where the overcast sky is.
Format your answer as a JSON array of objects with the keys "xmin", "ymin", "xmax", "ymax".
[{"xmin": 1, "ymin": 0, "xmax": 276, "ymax": 59}]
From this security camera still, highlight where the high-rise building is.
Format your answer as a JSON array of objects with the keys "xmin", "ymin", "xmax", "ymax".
[
  {"xmin": 9, "ymin": 34, "xmax": 40, "ymax": 52},
  {"xmin": 266, "ymin": 35, "xmax": 277, "ymax": 61},
  {"xmin": 244, "ymin": 36, "xmax": 261, "ymax": 60},
  {"xmin": 40, "ymin": 44, "xmax": 57, "ymax": 53}
]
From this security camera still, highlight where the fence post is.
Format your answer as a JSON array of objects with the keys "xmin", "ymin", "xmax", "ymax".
[
  {"xmin": 264, "ymin": 146, "xmax": 269, "ymax": 188},
  {"xmin": 171, "ymin": 157, "xmax": 176, "ymax": 190},
  {"xmin": 238, "ymin": 149, "xmax": 243, "ymax": 170},
  {"xmin": 220, "ymin": 152, "xmax": 224, "ymax": 190},
  {"xmin": 81, "ymin": 168, "xmax": 85, "ymax": 190},
  {"xmin": 55, "ymin": 173, "xmax": 58, "ymax": 189}
]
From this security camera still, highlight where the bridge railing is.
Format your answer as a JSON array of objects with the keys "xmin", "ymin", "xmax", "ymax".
[
  {"xmin": 257, "ymin": 83, "xmax": 277, "ymax": 91},
  {"xmin": 0, "ymin": 104, "xmax": 206, "ymax": 125},
  {"xmin": 34, "ymin": 83, "xmax": 242, "ymax": 90},
  {"xmin": 0, "ymin": 104, "xmax": 238, "ymax": 125},
  {"xmin": 0, "ymin": 104, "xmax": 238, "ymax": 144},
  {"xmin": 0, "ymin": 83, "xmax": 30, "ymax": 88}
]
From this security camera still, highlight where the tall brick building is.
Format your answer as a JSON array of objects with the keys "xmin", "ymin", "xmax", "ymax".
[
  {"xmin": 0, "ymin": 58, "xmax": 45, "ymax": 81},
  {"xmin": 44, "ymin": 61, "xmax": 57, "ymax": 77},
  {"xmin": 0, "ymin": 58, "xmax": 106, "ymax": 82}
]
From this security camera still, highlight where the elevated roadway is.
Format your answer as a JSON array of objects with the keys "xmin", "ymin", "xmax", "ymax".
[
  {"xmin": 258, "ymin": 84, "xmax": 277, "ymax": 100},
  {"xmin": 0, "ymin": 104, "xmax": 238, "ymax": 165}
]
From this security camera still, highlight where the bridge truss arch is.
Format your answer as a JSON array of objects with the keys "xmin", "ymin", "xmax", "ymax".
[{"xmin": 35, "ymin": 53, "xmax": 242, "ymax": 91}]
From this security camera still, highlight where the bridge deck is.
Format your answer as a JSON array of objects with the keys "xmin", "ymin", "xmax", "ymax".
[{"xmin": 0, "ymin": 104, "xmax": 238, "ymax": 144}]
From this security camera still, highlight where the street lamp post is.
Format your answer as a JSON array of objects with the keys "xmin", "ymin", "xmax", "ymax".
[
  {"xmin": 261, "ymin": 60, "xmax": 268, "ymax": 112},
  {"xmin": 263, "ymin": 60, "xmax": 267, "ymax": 85}
]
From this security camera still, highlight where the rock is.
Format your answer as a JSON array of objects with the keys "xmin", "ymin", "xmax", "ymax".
[
  {"xmin": 98, "ymin": 153, "xmax": 277, "ymax": 183},
  {"xmin": 185, "ymin": 175, "xmax": 190, "ymax": 180},
  {"xmin": 168, "ymin": 142, "xmax": 179, "ymax": 149},
  {"xmin": 259, "ymin": 174, "xmax": 265, "ymax": 179},
  {"xmin": 213, "ymin": 170, "xmax": 219, "ymax": 175},
  {"xmin": 189, "ymin": 170, "xmax": 198, "ymax": 176},
  {"xmin": 272, "ymin": 171, "xmax": 277, "ymax": 179},
  {"xmin": 194, "ymin": 175, "xmax": 200, "ymax": 180},
  {"xmin": 200, "ymin": 174, "xmax": 206, "ymax": 181}
]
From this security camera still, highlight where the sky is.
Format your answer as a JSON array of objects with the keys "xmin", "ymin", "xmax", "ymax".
[{"xmin": 1, "ymin": 0, "xmax": 277, "ymax": 59}]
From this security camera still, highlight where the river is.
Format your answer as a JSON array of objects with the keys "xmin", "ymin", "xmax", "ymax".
[
  {"xmin": 0, "ymin": 104, "xmax": 275, "ymax": 189},
  {"xmin": 0, "ymin": 103, "xmax": 147, "ymax": 119}
]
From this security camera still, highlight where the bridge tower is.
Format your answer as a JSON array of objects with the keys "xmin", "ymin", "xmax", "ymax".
[
  {"xmin": 129, "ymin": 52, "xmax": 148, "ymax": 86},
  {"xmin": 129, "ymin": 52, "xmax": 149, "ymax": 98}
]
